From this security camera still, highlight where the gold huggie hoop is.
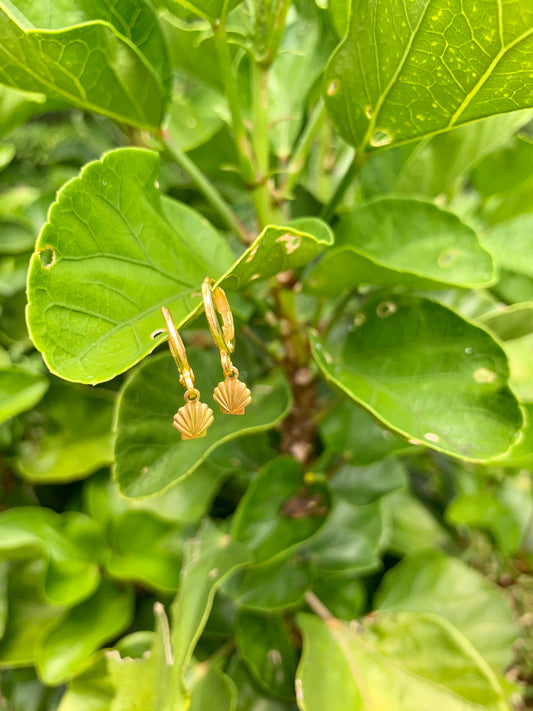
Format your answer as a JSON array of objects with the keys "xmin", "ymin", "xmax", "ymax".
[
  {"xmin": 161, "ymin": 306, "xmax": 214, "ymax": 439},
  {"xmin": 202, "ymin": 277, "xmax": 252, "ymax": 415}
]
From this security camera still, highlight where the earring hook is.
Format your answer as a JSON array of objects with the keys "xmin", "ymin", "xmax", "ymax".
[
  {"xmin": 161, "ymin": 306, "xmax": 195, "ymax": 393},
  {"xmin": 202, "ymin": 277, "xmax": 235, "ymax": 356}
]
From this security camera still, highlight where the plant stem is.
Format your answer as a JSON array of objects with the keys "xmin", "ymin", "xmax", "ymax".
[
  {"xmin": 280, "ymin": 98, "xmax": 326, "ymax": 199},
  {"xmin": 304, "ymin": 591, "xmax": 334, "ymax": 620},
  {"xmin": 251, "ymin": 59, "xmax": 274, "ymax": 227},
  {"xmin": 320, "ymin": 149, "xmax": 367, "ymax": 222},
  {"xmin": 264, "ymin": 0, "xmax": 292, "ymax": 66},
  {"xmin": 161, "ymin": 132, "xmax": 249, "ymax": 243}
]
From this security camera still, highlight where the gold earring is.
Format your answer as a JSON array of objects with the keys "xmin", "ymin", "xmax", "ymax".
[
  {"xmin": 161, "ymin": 306, "xmax": 214, "ymax": 439},
  {"xmin": 202, "ymin": 277, "xmax": 252, "ymax": 415}
]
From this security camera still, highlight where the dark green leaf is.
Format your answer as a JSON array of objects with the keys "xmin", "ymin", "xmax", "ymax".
[
  {"xmin": 232, "ymin": 457, "xmax": 330, "ymax": 565},
  {"xmin": 236, "ymin": 610, "xmax": 298, "ymax": 700},
  {"xmin": 375, "ymin": 550, "xmax": 519, "ymax": 670},
  {"xmin": 115, "ymin": 350, "xmax": 291, "ymax": 498},
  {"xmin": 0, "ymin": 3, "xmax": 167, "ymax": 130},
  {"xmin": 297, "ymin": 611, "xmax": 510, "ymax": 711},
  {"xmin": 310, "ymin": 294, "xmax": 523, "ymax": 460},
  {"xmin": 305, "ymin": 198, "xmax": 494, "ymax": 294},
  {"xmin": 325, "ymin": 0, "xmax": 533, "ymax": 151}
]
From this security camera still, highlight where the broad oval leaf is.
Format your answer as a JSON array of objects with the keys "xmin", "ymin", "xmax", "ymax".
[
  {"xmin": 325, "ymin": 0, "xmax": 533, "ymax": 151},
  {"xmin": 297, "ymin": 611, "xmax": 510, "ymax": 711},
  {"xmin": 26, "ymin": 148, "xmax": 235, "ymax": 384},
  {"xmin": 0, "ymin": 3, "xmax": 167, "ymax": 130},
  {"xmin": 375, "ymin": 550, "xmax": 519, "ymax": 671},
  {"xmin": 305, "ymin": 197, "xmax": 494, "ymax": 294},
  {"xmin": 0, "ymin": 365, "xmax": 48, "ymax": 425},
  {"xmin": 114, "ymin": 350, "xmax": 292, "ymax": 498},
  {"xmin": 310, "ymin": 294, "xmax": 523, "ymax": 460}
]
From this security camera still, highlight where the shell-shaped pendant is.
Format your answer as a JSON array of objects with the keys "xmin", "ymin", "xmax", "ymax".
[
  {"xmin": 173, "ymin": 399, "xmax": 214, "ymax": 439},
  {"xmin": 213, "ymin": 376, "xmax": 252, "ymax": 415}
]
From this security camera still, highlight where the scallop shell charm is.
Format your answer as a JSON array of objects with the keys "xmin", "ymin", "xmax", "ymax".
[
  {"xmin": 213, "ymin": 376, "xmax": 252, "ymax": 415},
  {"xmin": 173, "ymin": 399, "xmax": 214, "ymax": 439}
]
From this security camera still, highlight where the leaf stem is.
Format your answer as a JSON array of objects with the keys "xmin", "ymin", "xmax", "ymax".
[
  {"xmin": 280, "ymin": 98, "xmax": 326, "ymax": 199},
  {"xmin": 304, "ymin": 591, "xmax": 334, "ymax": 620},
  {"xmin": 160, "ymin": 132, "xmax": 250, "ymax": 243},
  {"xmin": 320, "ymin": 149, "xmax": 368, "ymax": 222},
  {"xmin": 263, "ymin": 0, "xmax": 292, "ymax": 67},
  {"xmin": 251, "ymin": 59, "xmax": 275, "ymax": 227}
]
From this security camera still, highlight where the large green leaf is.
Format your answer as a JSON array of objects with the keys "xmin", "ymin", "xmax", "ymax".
[
  {"xmin": 305, "ymin": 198, "xmax": 494, "ymax": 294},
  {"xmin": 297, "ymin": 612, "xmax": 510, "ymax": 711},
  {"xmin": 232, "ymin": 457, "xmax": 330, "ymax": 565},
  {"xmin": 36, "ymin": 579, "xmax": 134, "ymax": 685},
  {"xmin": 375, "ymin": 550, "xmax": 519, "ymax": 671},
  {"xmin": 0, "ymin": 507, "xmax": 104, "ymax": 605},
  {"xmin": 26, "ymin": 148, "xmax": 235, "ymax": 384},
  {"xmin": 16, "ymin": 382, "xmax": 114, "ymax": 483},
  {"xmin": 325, "ymin": 0, "xmax": 533, "ymax": 152},
  {"xmin": 0, "ymin": 2, "xmax": 167, "ymax": 130},
  {"xmin": 26, "ymin": 148, "xmax": 332, "ymax": 384},
  {"xmin": 169, "ymin": 521, "xmax": 251, "ymax": 708},
  {"xmin": 310, "ymin": 294, "xmax": 523, "ymax": 460},
  {"xmin": 0, "ymin": 366, "xmax": 48, "ymax": 425},
  {"xmin": 114, "ymin": 350, "xmax": 291, "ymax": 498}
]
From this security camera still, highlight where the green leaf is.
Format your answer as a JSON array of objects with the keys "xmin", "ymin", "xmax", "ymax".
[
  {"xmin": 0, "ymin": 2, "xmax": 167, "ymax": 130},
  {"xmin": 299, "ymin": 460, "xmax": 404, "ymax": 573},
  {"xmin": 0, "ymin": 366, "xmax": 48, "ymax": 425},
  {"xmin": 106, "ymin": 510, "xmax": 183, "ymax": 592},
  {"xmin": 319, "ymin": 400, "xmax": 414, "ymax": 464},
  {"xmin": 236, "ymin": 610, "xmax": 298, "ymax": 700},
  {"xmin": 0, "ymin": 560, "xmax": 65, "ymax": 669},
  {"xmin": 0, "ymin": 219, "xmax": 35, "ymax": 254},
  {"xmin": 0, "ymin": 85, "xmax": 47, "ymax": 139},
  {"xmin": 166, "ymin": 84, "xmax": 227, "ymax": 152},
  {"xmin": 0, "ymin": 507, "xmax": 104, "ymax": 605},
  {"xmin": 114, "ymin": 350, "xmax": 291, "ymax": 498},
  {"xmin": 297, "ymin": 611, "xmax": 510, "ymax": 711},
  {"xmin": 325, "ymin": 0, "xmax": 533, "ymax": 151},
  {"xmin": 482, "ymin": 214, "xmax": 533, "ymax": 279},
  {"xmin": 16, "ymin": 382, "xmax": 114, "ymax": 483},
  {"xmin": 0, "ymin": 561, "xmax": 7, "ymax": 640},
  {"xmin": 167, "ymin": 0, "xmax": 244, "ymax": 23},
  {"xmin": 360, "ymin": 110, "xmax": 533, "ymax": 198},
  {"xmin": 36, "ymin": 579, "xmax": 134, "ymax": 685},
  {"xmin": 385, "ymin": 489, "xmax": 452, "ymax": 556},
  {"xmin": 232, "ymin": 457, "xmax": 330, "ymax": 565},
  {"xmin": 189, "ymin": 661, "xmax": 237, "ymax": 711},
  {"xmin": 375, "ymin": 550, "xmax": 519, "ymax": 671},
  {"xmin": 471, "ymin": 135, "xmax": 533, "ymax": 198},
  {"xmin": 26, "ymin": 148, "xmax": 235, "ymax": 384},
  {"xmin": 305, "ymin": 198, "xmax": 494, "ymax": 295},
  {"xmin": 169, "ymin": 521, "xmax": 251, "ymax": 706},
  {"xmin": 488, "ymin": 403, "xmax": 533, "ymax": 467},
  {"xmin": 481, "ymin": 302, "xmax": 533, "ymax": 341},
  {"xmin": 311, "ymin": 575, "xmax": 366, "ymax": 621},
  {"xmin": 504, "ymin": 332, "xmax": 533, "ymax": 401},
  {"xmin": 310, "ymin": 294, "xmax": 523, "ymax": 460}
]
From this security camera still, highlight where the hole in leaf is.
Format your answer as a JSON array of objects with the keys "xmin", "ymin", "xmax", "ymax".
[
  {"xmin": 370, "ymin": 130, "xmax": 393, "ymax": 147},
  {"xmin": 365, "ymin": 105, "xmax": 373, "ymax": 118},
  {"xmin": 39, "ymin": 247, "xmax": 55, "ymax": 268},
  {"xmin": 151, "ymin": 328, "xmax": 166, "ymax": 340},
  {"xmin": 376, "ymin": 301, "xmax": 397, "ymax": 318},
  {"xmin": 327, "ymin": 79, "xmax": 340, "ymax": 96}
]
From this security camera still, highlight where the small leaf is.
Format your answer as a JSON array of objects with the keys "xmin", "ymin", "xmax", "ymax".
[
  {"xmin": 375, "ymin": 550, "xmax": 519, "ymax": 671},
  {"xmin": 167, "ymin": 0, "xmax": 244, "ymax": 23},
  {"xmin": 297, "ymin": 611, "xmax": 510, "ymax": 711},
  {"xmin": 325, "ymin": 0, "xmax": 533, "ymax": 151},
  {"xmin": 305, "ymin": 198, "xmax": 494, "ymax": 294},
  {"xmin": 27, "ymin": 148, "xmax": 235, "ymax": 384},
  {"xmin": 310, "ymin": 294, "xmax": 523, "ymax": 460},
  {"xmin": 471, "ymin": 134, "xmax": 533, "ymax": 198},
  {"xmin": 481, "ymin": 302, "xmax": 533, "ymax": 341},
  {"xmin": 232, "ymin": 457, "xmax": 330, "ymax": 565},
  {"xmin": 114, "ymin": 351, "xmax": 291, "ymax": 498},
  {"xmin": 0, "ymin": 366, "xmax": 48, "ymax": 425},
  {"xmin": 36, "ymin": 579, "xmax": 134, "ymax": 685},
  {"xmin": 236, "ymin": 610, "xmax": 298, "ymax": 700},
  {"xmin": 189, "ymin": 662, "xmax": 237, "ymax": 711},
  {"xmin": 0, "ymin": 3, "xmax": 167, "ymax": 130}
]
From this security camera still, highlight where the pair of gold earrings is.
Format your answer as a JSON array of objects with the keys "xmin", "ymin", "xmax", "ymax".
[{"xmin": 161, "ymin": 277, "xmax": 252, "ymax": 440}]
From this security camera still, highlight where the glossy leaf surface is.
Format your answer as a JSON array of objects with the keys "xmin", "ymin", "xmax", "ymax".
[
  {"xmin": 0, "ymin": 366, "xmax": 48, "ymax": 425},
  {"xmin": 305, "ymin": 198, "xmax": 493, "ymax": 294},
  {"xmin": 310, "ymin": 294, "xmax": 523, "ymax": 460},
  {"xmin": 325, "ymin": 0, "xmax": 533, "ymax": 151}
]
